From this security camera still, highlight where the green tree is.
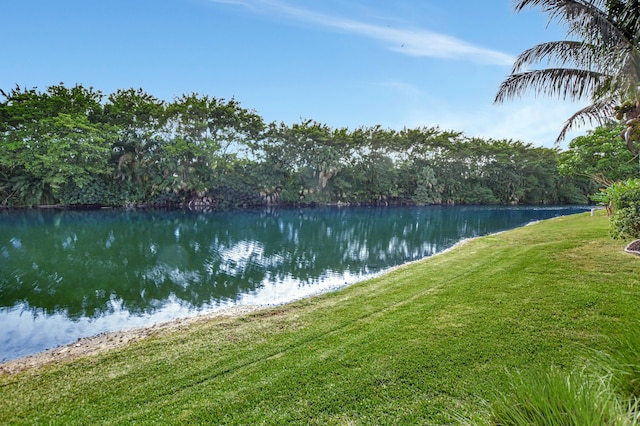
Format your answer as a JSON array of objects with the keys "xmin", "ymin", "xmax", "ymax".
[
  {"xmin": 160, "ymin": 94, "xmax": 264, "ymax": 202},
  {"xmin": 347, "ymin": 126, "xmax": 400, "ymax": 203},
  {"xmin": 0, "ymin": 84, "xmax": 111, "ymax": 206},
  {"xmin": 559, "ymin": 124, "xmax": 637, "ymax": 184},
  {"xmin": 411, "ymin": 165, "xmax": 442, "ymax": 204},
  {"xmin": 255, "ymin": 120, "xmax": 350, "ymax": 203},
  {"xmin": 102, "ymin": 88, "xmax": 167, "ymax": 202}
]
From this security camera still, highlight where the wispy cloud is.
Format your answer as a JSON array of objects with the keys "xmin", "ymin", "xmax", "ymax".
[
  {"xmin": 380, "ymin": 80, "xmax": 424, "ymax": 98},
  {"xmin": 209, "ymin": 0, "xmax": 515, "ymax": 66},
  {"xmin": 403, "ymin": 97, "xmax": 592, "ymax": 148},
  {"xmin": 480, "ymin": 100, "xmax": 593, "ymax": 147}
]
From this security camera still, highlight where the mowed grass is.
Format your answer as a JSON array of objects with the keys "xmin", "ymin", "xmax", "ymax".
[{"xmin": 1, "ymin": 212, "xmax": 639, "ymax": 424}]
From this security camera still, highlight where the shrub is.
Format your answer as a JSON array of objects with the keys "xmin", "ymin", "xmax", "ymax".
[
  {"xmin": 57, "ymin": 177, "xmax": 124, "ymax": 206},
  {"xmin": 607, "ymin": 179, "xmax": 640, "ymax": 239},
  {"xmin": 612, "ymin": 206, "xmax": 640, "ymax": 240}
]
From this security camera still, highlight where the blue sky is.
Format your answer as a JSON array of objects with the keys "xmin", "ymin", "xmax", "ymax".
[{"xmin": 1, "ymin": 0, "xmax": 591, "ymax": 148}]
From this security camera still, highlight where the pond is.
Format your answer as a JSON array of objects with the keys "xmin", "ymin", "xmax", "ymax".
[{"xmin": 0, "ymin": 205, "xmax": 590, "ymax": 362}]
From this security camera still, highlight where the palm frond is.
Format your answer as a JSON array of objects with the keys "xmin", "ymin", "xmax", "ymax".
[
  {"xmin": 555, "ymin": 96, "xmax": 616, "ymax": 144},
  {"xmin": 511, "ymin": 40, "xmax": 600, "ymax": 73},
  {"xmin": 495, "ymin": 68, "xmax": 607, "ymax": 103},
  {"xmin": 607, "ymin": 0, "xmax": 640, "ymax": 44},
  {"xmin": 618, "ymin": 48, "xmax": 640, "ymax": 95},
  {"xmin": 504, "ymin": 0, "xmax": 640, "ymax": 141},
  {"xmin": 514, "ymin": 0, "xmax": 627, "ymax": 47}
]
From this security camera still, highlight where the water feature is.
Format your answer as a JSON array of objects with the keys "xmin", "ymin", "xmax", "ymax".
[{"xmin": 0, "ymin": 205, "xmax": 589, "ymax": 361}]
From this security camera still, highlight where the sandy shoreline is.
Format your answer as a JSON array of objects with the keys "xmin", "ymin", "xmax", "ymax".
[{"xmin": 0, "ymin": 305, "xmax": 265, "ymax": 375}]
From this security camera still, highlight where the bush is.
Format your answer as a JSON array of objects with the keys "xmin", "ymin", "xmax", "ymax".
[
  {"xmin": 612, "ymin": 205, "xmax": 640, "ymax": 240},
  {"xmin": 57, "ymin": 177, "xmax": 128, "ymax": 206},
  {"xmin": 607, "ymin": 179, "xmax": 640, "ymax": 239}
]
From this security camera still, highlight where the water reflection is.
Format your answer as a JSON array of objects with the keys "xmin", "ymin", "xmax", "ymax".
[{"xmin": 0, "ymin": 205, "xmax": 589, "ymax": 361}]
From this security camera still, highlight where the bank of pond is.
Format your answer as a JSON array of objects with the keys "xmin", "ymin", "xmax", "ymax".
[{"xmin": 0, "ymin": 204, "xmax": 590, "ymax": 362}]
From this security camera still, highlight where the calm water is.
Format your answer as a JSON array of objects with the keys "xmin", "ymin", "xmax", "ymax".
[{"xmin": 0, "ymin": 205, "xmax": 589, "ymax": 362}]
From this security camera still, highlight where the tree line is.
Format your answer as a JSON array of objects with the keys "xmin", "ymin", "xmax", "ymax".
[{"xmin": 0, "ymin": 83, "xmax": 596, "ymax": 209}]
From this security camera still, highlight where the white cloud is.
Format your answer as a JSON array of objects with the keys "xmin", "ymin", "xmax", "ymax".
[
  {"xmin": 209, "ymin": 0, "xmax": 515, "ymax": 66},
  {"xmin": 478, "ymin": 100, "xmax": 594, "ymax": 147},
  {"xmin": 402, "ymin": 97, "xmax": 593, "ymax": 148}
]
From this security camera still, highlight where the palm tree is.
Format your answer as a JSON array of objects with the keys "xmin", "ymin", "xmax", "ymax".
[{"xmin": 495, "ymin": 0, "xmax": 640, "ymax": 153}]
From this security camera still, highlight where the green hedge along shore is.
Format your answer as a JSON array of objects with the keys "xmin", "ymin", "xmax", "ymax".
[{"xmin": 1, "ymin": 212, "xmax": 639, "ymax": 424}]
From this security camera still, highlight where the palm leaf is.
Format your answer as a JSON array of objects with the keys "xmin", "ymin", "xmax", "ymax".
[
  {"xmin": 495, "ymin": 68, "xmax": 607, "ymax": 103},
  {"xmin": 511, "ymin": 40, "xmax": 600, "ymax": 73},
  {"xmin": 555, "ymin": 96, "xmax": 617, "ymax": 143},
  {"xmin": 514, "ymin": 0, "xmax": 624, "ymax": 46},
  {"xmin": 499, "ymin": 0, "xmax": 640, "ymax": 141}
]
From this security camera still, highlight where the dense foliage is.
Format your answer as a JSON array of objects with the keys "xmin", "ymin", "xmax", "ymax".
[
  {"xmin": 0, "ymin": 83, "xmax": 589, "ymax": 208},
  {"xmin": 601, "ymin": 179, "xmax": 640, "ymax": 239},
  {"xmin": 559, "ymin": 124, "xmax": 638, "ymax": 185}
]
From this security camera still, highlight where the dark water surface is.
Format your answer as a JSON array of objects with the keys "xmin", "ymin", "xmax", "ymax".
[{"xmin": 0, "ymin": 205, "xmax": 589, "ymax": 362}]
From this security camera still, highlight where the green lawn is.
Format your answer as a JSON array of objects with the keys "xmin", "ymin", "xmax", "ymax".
[{"xmin": 2, "ymin": 212, "xmax": 639, "ymax": 425}]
